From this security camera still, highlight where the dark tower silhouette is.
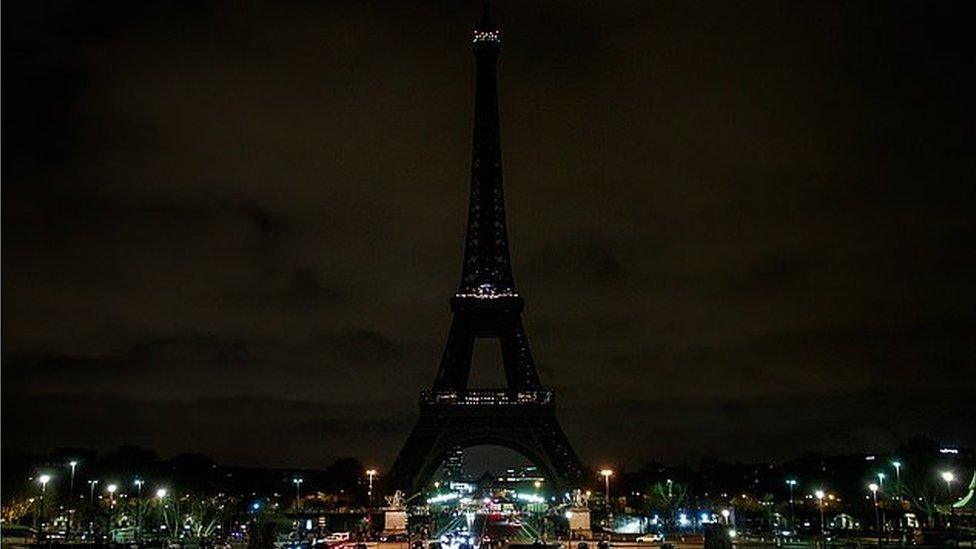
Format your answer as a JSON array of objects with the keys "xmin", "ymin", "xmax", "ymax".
[{"xmin": 389, "ymin": 4, "xmax": 584, "ymax": 494}]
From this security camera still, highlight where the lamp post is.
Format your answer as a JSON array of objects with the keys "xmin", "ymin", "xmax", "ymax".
[
  {"xmin": 600, "ymin": 469, "xmax": 613, "ymax": 508},
  {"xmin": 786, "ymin": 479, "xmax": 798, "ymax": 532},
  {"xmin": 891, "ymin": 462, "xmax": 901, "ymax": 493},
  {"xmin": 869, "ymin": 483, "xmax": 881, "ymax": 547},
  {"xmin": 815, "ymin": 490, "xmax": 826, "ymax": 542},
  {"xmin": 134, "ymin": 479, "xmax": 144, "ymax": 543},
  {"xmin": 293, "ymin": 478, "xmax": 304, "ymax": 511},
  {"xmin": 107, "ymin": 483, "xmax": 118, "ymax": 508},
  {"xmin": 37, "ymin": 475, "xmax": 51, "ymax": 542},
  {"xmin": 88, "ymin": 479, "xmax": 99, "ymax": 535},
  {"xmin": 156, "ymin": 488, "xmax": 169, "ymax": 538},
  {"xmin": 667, "ymin": 479, "xmax": 675, "ymax": 528},
  {"xmin": 366, "ymin": 469, "xmax": 378, "ymax": 537},
  {"xmin": 68, "ymin": 461, "xmax": 78, "ymax": 538},
  {"xmin": 941, "ymin": 472, "xmax": 955, "ymax": 544},
  {"xmin": 366, "ymin": 469, "xmax": 378, "ymax": 504},
  {"xmin": 88, "ymin": 479, "xmax": 99, "ymax": 506}
]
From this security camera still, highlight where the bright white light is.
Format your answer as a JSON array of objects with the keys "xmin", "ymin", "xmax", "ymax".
[
  {"xmin": 565, "ymin": 510, "xmax": 573, "ymax": 519},
  {"xmin": 516, "ymin": 492, "xmax": 544, "ymax": 504},
  {"xmin": 815, "ymin": 490, "xmax": 825, "ymax": 500},
  {"xmin": 869, "ymin": 483, "xmax": 879, "ymax": 492},
  {"xmin": 721, "ymin": 509, "xmax": 730, "ymax": 519},
  {"xmin": 107, "ymin": 484, "xmax": 118, "ymax": 494},
  {"xmin": 599, "ymin": 469, "xmax": 613, "ymax": 478},
  {"xmin": 942, "ymin": 471, "xmax": 955, "ymax": 483},
  {"xmin": 38, "ymin": 475, "xmax": 51, "ymax": 485},
  {"xmin": 156, "ymin": 488, "xmax": 168, "ymax": 498},
  {"xmin": 729, "ymin": 529, "xmax": 737, "ymax": 538},
  {"xmin": 426, "ymin": 493, "xmax": 458, "ymax": 504}
]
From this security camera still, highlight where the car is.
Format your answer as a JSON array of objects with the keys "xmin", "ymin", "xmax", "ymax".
[
  {"xmin": 0, "ymin": 526, "xmax": 37, "ymax": 548},
  {"xmin": 636, "ymin": 534, "xmax": 662, "ymax": 543}
]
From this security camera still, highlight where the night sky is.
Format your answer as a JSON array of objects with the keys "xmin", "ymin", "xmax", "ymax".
[{"xmin": 3, "ymin": 1, "xmax": 974, "ymax": 471}]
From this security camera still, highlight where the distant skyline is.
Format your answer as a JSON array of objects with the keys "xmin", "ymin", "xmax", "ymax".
[{"xmin": 3, "ymin": 1, "xmax": 974, "ymax": 470}]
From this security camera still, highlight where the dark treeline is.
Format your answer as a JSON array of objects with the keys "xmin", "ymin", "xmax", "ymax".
[{"xmin": 2, "ymin": 445, "xmax": 367, "ymax": 504}]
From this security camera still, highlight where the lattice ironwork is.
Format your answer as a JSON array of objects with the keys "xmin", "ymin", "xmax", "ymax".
[{"xmin": 389, "ymin": 5, "xmax": 584, "ymax": 495}]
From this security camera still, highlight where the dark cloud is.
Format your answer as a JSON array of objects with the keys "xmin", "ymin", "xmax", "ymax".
[{"xmin": 3, "ymin": 0, "xmax": 974, "ymax": 468}]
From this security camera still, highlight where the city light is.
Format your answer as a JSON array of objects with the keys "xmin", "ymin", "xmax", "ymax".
[
  {"xmin": 941, "ymin": 471, "xmax": 955, "ymax": 483},
  {"xmin": 815, "ymin": 490, "xmax": 825, "ymax": 500},
  {"xmin": 600, "ymin": 469, "xmax": 613, "ymax": 507},
  {"xmin": 38, "ymin": 474, "xmax": 51, "ymax": 486},
  {"xmin": 869, "ymin": 483, "xmax": 879, "ymax": 493},
  {"xmin": 107, "ymin": 483, "xmax": 118, "ymax": 494},
  {"xmin": 156, "ymin": 488, "xmax": 168, "ymax": 498}
]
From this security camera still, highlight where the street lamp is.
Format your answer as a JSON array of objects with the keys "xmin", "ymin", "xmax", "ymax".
[
  {"xmin": 869, "ymin": 483, "xmax": 881, "ymax": 546},
  {"xmin": 107, "ymin": 483, "xmax": 118, "ymax": 507},
  {"xmin": 941, "ymin": 471, "xmax": 955, "ymax": 535},
  {"xmin": 815, "ymin": 490, "xmax": 826, "ymax": 536},
  {"xmin": 877, "ymin": 472, "xmax": 886, "ymax": 492},
  {"xmin": 156, "ymin": 488, "xmax": 169, "ymax": 536},
  {"xmin": 37, "ymin": 475, "xmax": 52, "ymax": 542},
  {"xmin": 366, "ymin": 469, "xmax": 378, "ymax": 502},
  {"xmin": 133, "ymin": 479, "xmax": 145, "ymax": 543},
  {"xmin": 293, "ymin": 478, "xmax": 304, "ymax": 510},
  {"xmin": 600, "ymin": 469, "xmax": 613, "ymax": 508},
  {"xmin": 67, "ymin": 461, "xmax": 78, "ymax": 538},
  {"xmin": 88, "ymin": 479, "xmax": 99, "ymax": 506},
  {"xmin": 786, "ymin": 479, "xmax": 798, "ymax": 531},
  {"xmin": 68, "ymin": 461, "xmax": 78, "ymax": 500}
]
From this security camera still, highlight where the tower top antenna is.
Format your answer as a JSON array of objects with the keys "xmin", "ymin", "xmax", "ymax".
[{"xmin": 479, "ymin": 1, "xmax": 496, "ymax": 31}]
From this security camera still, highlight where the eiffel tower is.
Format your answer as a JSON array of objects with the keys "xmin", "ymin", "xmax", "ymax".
[{"xmin": 388, "ymin": 5, "xmax": 584, "ymax": 495}]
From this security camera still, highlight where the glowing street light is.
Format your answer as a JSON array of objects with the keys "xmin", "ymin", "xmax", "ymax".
[
  {"xmin": 37, "ymin": 475, "xmax": 52, "ymax": 542},
  {"xmin": 366, "ymin": 469, "xmax": 378, "ymax": 502},
  {"xmin": 877, "ymin": 472, "xmax": 886, "ymax": 491},
  {"xmin": 156, "ymin": 488, "xmax": 168, "ymax": 499},
  {"xmin": 68, "ymin": 461, "xmax": 78, "ymax": 500},
  {"xmin": 942, "ymin": 471, "xmax": 955, "ymax": 488},
  {"xmin": 815, "ymin": 490, "xmax": 826, "ymax": 535},
  {"xmin": 68, "ymin": 460, "xmax": 79, "ymax": 537},
  {"xmin": 600, "ymin": 469, "xmax": 614, "ymax": 508},
  {"xmin": 786, "ymin": 479, "xmax": 798, "ymax": 531},
  {"xmin": 106, "ymin": 483, "xmax": 118, "ymax": 506},
  {"xmin": 869, "ymin": 484, "xmax": 881, "ymax": 545},
  {"xmin": 88, "ymin": 480, "xmax": 99, "ymax": 506},
  {"xmin": 292, "ymin": 478, "xmax": 304, "ymax": 510}
]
